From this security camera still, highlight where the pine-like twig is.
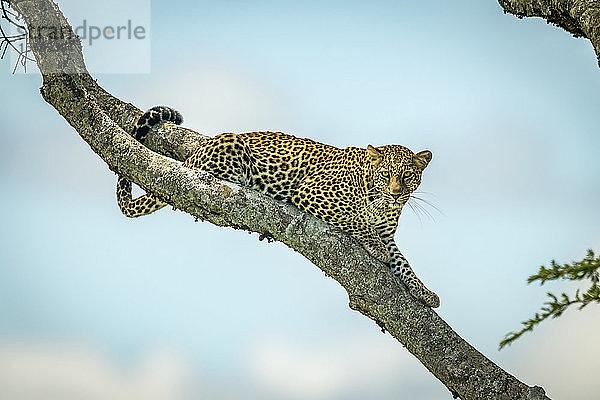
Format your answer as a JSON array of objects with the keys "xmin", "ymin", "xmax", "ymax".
[{"xmin": 499, "ymin": 250, "xmax": 600, "ymax": 349}]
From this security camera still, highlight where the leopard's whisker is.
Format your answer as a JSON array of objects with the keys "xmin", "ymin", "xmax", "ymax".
[
  {"xmin": 407, "ymin": 200, "xmax": 424, "ymax": 226},
  {"xmin": 407, "ymin": 196, "xmax": 436, "ymax": 221},
  {"xmin": 415, "ymin": 202, "xmax": 434, "ymax": 220},
  {"xmin": 409, "ymin": 194, "xmax": 444, "ymax": 216},
  {"xmin": 412, "ymin": 190, "xmax": 437, "ymax": 197}
]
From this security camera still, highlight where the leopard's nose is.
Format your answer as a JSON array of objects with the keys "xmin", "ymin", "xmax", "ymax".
[
  {"xmin": 391, "ymin": 193, "xmax": 401, "ymax": 200},
  {"xmin": 388, "ymin": 178, "xmax": 403, "ymax": 197}
]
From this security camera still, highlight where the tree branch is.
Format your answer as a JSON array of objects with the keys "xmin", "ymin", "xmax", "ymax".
[
  {"xmin": 499, "ymin": 0, "xmax": 600, "ymax": 67},
  {"xmin": 8, "ymin": 0, "xmax": 551, "ymax": 399}
]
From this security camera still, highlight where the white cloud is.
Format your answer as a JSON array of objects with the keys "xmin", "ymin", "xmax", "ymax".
[
  {"xmin": 245, "ymin": 334, "xmax": 442, "ymax": 400},
  {"xmin": 137, "ymin": 59, "xmax": 294, "ymax": 135},
  {"xmin": 0, "ymin": 343, "xmax": 194, "ymax": 400}
]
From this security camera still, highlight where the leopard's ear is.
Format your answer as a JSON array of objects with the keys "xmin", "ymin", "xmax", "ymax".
[
  {"xmin": 367, "ymin": 145, "xmax": 382, "ymax": 167},
  {"xmin": 413, "ymin": 150, "xmax": 432, "ymax": 170}
]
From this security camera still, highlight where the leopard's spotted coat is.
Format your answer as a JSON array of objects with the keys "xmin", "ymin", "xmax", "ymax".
[{"xmin": 117, "ymin": 106, "xmax": 439, "ymax": 307}]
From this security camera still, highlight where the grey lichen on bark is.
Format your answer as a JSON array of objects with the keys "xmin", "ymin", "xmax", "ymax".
[
  {"xmin": 8, "ymin": 0, "xmax": 553, "ymax": 399},
  {"xmin": 499, "ymin": 0, "xmax": 600, "ymax": 67}
]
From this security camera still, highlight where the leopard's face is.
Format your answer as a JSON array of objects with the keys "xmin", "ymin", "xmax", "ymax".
[{"xmin": 367, "ymin": 145, "xmax": 432, "ymax": 211}]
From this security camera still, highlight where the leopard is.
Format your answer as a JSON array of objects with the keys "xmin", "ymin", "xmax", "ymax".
[{"xmin": 117, "ymin": 106, "xmax": 440, "ymax": 308}]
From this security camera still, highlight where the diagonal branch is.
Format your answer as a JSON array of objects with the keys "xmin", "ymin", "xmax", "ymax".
[
  {"xmin": 9, "ymin": 0, "xmax": 551, "ymax": 399},
  {"xmin": 499, "ymin": 0, "xmax": 600, "ymax": 67}
]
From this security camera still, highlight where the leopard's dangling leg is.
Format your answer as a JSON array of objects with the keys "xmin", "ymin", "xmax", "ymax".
[
  {"xmin": 117, "ymin": 177, "xmax": 169, "ymax": 218},
  {"xmin": 385, "ymin": 240, "xmax": 440, "ymax": 308},
  {"xmin": 117, "ymin": 106, "xmax": 183, "ymax": 218}
]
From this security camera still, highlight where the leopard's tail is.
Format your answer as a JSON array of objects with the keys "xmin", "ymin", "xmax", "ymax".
[{"xmin": 117, "ymin": 106, "xmax": 183, "ymax": 218}]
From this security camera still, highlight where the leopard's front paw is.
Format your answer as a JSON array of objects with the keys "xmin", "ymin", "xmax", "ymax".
[
  {"xmin": 422, "ymin": 289, "xmax": 440, "ymax": 308},
  {"xmin": 408, "ymin": 285, "xmax": 440, "ymax": 308}
]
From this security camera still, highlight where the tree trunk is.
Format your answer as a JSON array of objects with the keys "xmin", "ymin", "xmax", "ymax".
[
  {"xmin": 8, "ymin": 0, "xmax": 552, "ymax": 399},
  {"xmin": 499, "ymin": 0, "xmax": 600, "ymax": 67}
]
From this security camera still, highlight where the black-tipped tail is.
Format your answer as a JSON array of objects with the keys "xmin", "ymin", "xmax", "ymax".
[
  {"xmin": 132, "ymin": 106, "xmax": 183, "ymax": 143},
  {"xmin": 117, "ymin": 106, "xmax": 182, "ymax": 218}
]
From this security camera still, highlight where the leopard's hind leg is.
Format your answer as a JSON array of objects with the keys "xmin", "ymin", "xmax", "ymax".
[
  {"xmin": 183, "ymin": 132, "xmax": 254, "ymax": 186},
  {"xmin": 117, "ymin": 177, "xmax": 168, "ymax": 218},
  {"xmin": 117, "ymin": 106, "xmax": 182, "ymax": 218}
]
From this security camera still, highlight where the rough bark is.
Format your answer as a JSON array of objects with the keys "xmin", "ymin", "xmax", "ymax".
[
  {"xmin": 499, "ymin": 0, "xmax": 600, "ymax": 67},
  {"xmin": 8, "ymin": 1, "xmax": 552, "ymax": 399}
]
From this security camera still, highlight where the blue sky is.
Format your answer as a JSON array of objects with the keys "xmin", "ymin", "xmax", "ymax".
[{"xmin": 0, "ymin": 1, "xmax": 599, "ymax": 399}]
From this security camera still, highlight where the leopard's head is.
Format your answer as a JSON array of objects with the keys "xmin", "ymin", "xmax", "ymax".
[{"xmin": 366, "ymin": 144, "xmax": 432, "ymax": 210}]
